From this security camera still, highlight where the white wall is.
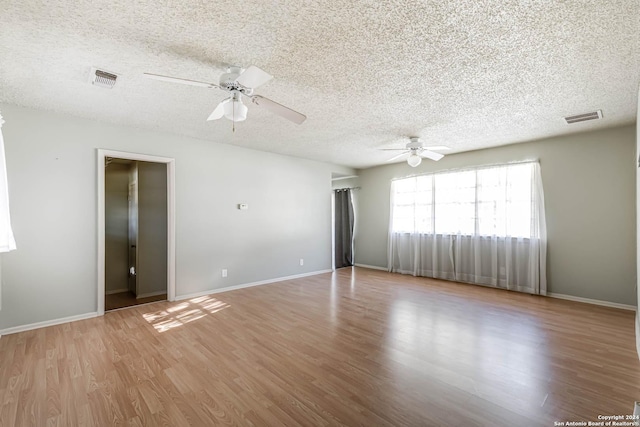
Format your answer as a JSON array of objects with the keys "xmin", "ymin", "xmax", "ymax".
[
  {"xmin": 355, "ymin": 125, "xmax": 636, "ymax": 305},
  {"xmin": 0, "ymin": 104, "xmax": 354, "ymax": 330}
]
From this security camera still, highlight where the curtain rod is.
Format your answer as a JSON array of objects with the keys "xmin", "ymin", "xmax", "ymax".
[
  {"xmin": 389, "ymin": 159, "xmax": 540, "ymax": 182},
  {"xmin": 331, "ymin": 175, "xmax": 358, "ymax": 181},
  {"xmin": 334, "ymin": 186, "xmax": 361, "ymax": 191}
]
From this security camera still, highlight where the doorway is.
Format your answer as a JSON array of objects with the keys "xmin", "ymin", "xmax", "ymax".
[
  {"xmin": 333, "ymin": 188, "xmax": 355, "ymax": 269},
  {"xmin": 97, "ymin": 150, "xmax": 176, "ymax": 315},
  {"xmin": 331, "ymin": 173, "xmax": 358, "ymax": 270}
]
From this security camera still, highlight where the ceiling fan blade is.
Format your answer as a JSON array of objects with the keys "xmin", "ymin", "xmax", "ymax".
[
  {"xmin": 206, "ymin": 101, "xmax": 226, "ymax": 121},
  {"xmin": 380, "ymin": 148, "xmax": 410, "ymax": 151},
  {"xmin": 420, "ymin": 150, "xmax": 445, "ymax": 161},
  {"xmin": 143, "ymin": 73, "xmax": 218, "ymax": 89},
  {"xmin": 251, "ymin": 95, "xmax": 306, "ymax": 124},
  {"xmin": 387, "ymin": 151, "xmax": 410, "ymax": 162},
  {"xmin": 236, "ymin": 66, "xmax": 273, "ymax": 89}
]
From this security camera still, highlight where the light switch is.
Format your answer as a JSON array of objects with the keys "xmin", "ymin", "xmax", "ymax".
[{"xmin": 238, "ymin": 203, "xmax": 249, "ymax": 210}]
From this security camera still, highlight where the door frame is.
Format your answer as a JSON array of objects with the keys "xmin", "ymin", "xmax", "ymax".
[
  {"xmin": 331, "ymin": 190, "xmax": 335, "ymax": 271},
  {"xmin": 97, "ymin": 149, "xmax": 176, "ymax": 315}
]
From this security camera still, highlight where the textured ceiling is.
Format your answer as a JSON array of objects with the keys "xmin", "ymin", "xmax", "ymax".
[{"xmin": 0, "ymin": 0, "xmax": 638, "ymax": 168}]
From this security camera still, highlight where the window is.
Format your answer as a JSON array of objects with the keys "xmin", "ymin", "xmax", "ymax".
[
  {"xmin": 0, "ymin": 112, "xmax": 16, "ymax": 253},
  {"xmin": 391, "ymin": 175, "xmax": 433, "ymax": 233},
  {"xmin": 391, "ymin": 162, "xmax": 536, "ymax": 238}
]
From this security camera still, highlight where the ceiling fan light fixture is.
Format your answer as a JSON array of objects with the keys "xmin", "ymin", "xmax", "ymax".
[
  {"xmin": 223, "ymin": 96, "xmax": 248, "ymax": 122},
  {"xmin": 407, "ymin": 153, "xmax": 422, "ymax": 167}
]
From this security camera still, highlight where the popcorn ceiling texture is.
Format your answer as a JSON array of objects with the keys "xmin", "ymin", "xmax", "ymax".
[{"xmin": 0, "ymin": 0, "xmax": 638, "ymax": 168}]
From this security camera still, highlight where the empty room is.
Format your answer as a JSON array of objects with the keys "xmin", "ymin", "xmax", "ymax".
[{"xmin": 1, "ymin": 1, "xmax": 639, "ymax": 426}]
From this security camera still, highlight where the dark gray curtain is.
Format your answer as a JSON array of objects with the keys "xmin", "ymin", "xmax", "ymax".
[{"xmin": 334, "ymin": 189, "xmax": 354, "ymax": 268}]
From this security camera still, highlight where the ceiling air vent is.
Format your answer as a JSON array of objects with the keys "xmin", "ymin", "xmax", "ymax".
[
  {"xmin": 564, "ymin": 110, "xmax": 602, "ymax": 124},
  {"xmin": 90, "ymin": 68, "xmax": 118, "ymax": 89}
]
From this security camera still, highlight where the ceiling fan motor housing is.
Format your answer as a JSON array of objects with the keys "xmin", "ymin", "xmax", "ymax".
[
  {"xmin": 407, "ymin": 138, "xmax": 423, "ymax": 150},
  {"xmin": 219, "ymin": 66, "xmax": 253, "ymax": 95},
  {"xmin": 219, "ymin": 72, "xmax": 240, "ymax": 90}
]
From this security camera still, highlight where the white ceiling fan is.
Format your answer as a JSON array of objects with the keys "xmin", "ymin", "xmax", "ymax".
[
  {"xmin": 143, "ymin": 65, "xmax": 306, "ymax": 125},
  {"xmin": 381, "ymin": 137, "xmax": 446, "ymax": 167}
]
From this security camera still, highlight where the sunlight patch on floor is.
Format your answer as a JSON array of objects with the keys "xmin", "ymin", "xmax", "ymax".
[{"xmin": 142, "ymin": 296, "xmax": 230, "ymax": 332}]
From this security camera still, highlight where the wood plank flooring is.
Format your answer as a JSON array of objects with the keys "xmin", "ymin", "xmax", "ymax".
[{"xmin": 1, "ymin": 267, "xmax": 639, "ymax": 426}]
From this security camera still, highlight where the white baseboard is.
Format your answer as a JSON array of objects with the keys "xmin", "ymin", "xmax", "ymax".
[
  {"xmin": 175, "ymin": 269, "xmax": 333, "ymax": 301},
  {"xmin": 7, "ymin": 272, "xmax": 629, "ymax": 337},
  {"xmin": 0, "ymin": 312, "xmax": 99, "ymax": 336},
  {"xmin": 136, "ymin": 290, "xmax": 167, "ymax": 299},
  {"xmin": 356, "ymin": 267, "xmax": 637, "ymax": 312},
  {"xmin": 548, "ymin": 292, "xmax": 636, "ymax": 311},
  {"xmin": 105, "ymin": 288, "xmax": 128, "ymax": 295},
  {"xmin": 351, "ymin": 267, "xmax": 636, "ymax": 311},
  {"xmin": 0, "ymin": 270, "xmax": 332, "ymax": 335},
  {"xmin": 354, "ymin": 263, "xmax": 388, "ymax": 271}
]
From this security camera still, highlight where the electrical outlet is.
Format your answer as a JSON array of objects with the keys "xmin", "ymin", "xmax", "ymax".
[
  {"xmin": 299, "ymin": 258, "xmax": 304, "ymax": 266},
  {"xmin": 222, "ymin": 269, "xmax": 227, "ymax": 278}
]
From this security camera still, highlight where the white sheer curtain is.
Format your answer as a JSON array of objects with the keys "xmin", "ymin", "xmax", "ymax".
[
  {"xmin": 0, "ymin": 112, "xmax": 16, "ymax": 253},
  {"xmin": 388, "ymin": 162, "xmax": 547, "ymax": 295}
]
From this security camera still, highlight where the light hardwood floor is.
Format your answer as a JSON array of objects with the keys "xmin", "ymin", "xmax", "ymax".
[{"xmin": 1, "ymin": 267, "xmax": 639, "ymax": 426}]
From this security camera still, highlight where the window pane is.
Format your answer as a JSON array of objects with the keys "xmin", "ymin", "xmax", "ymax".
[
  {"xmin": 505, "ymin": 164, "xmax": 532, "ymax": 237},
  {"xmin": 391, "ymin": 176, "xmax": 433, "ymax": 233},
  {"xmin": 391, "ymin": 163, "xmax": 535, "ymax": 238},
  {"xmin": 434, "ymin": 171, "xmax": 475, "ymax": 235}
]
